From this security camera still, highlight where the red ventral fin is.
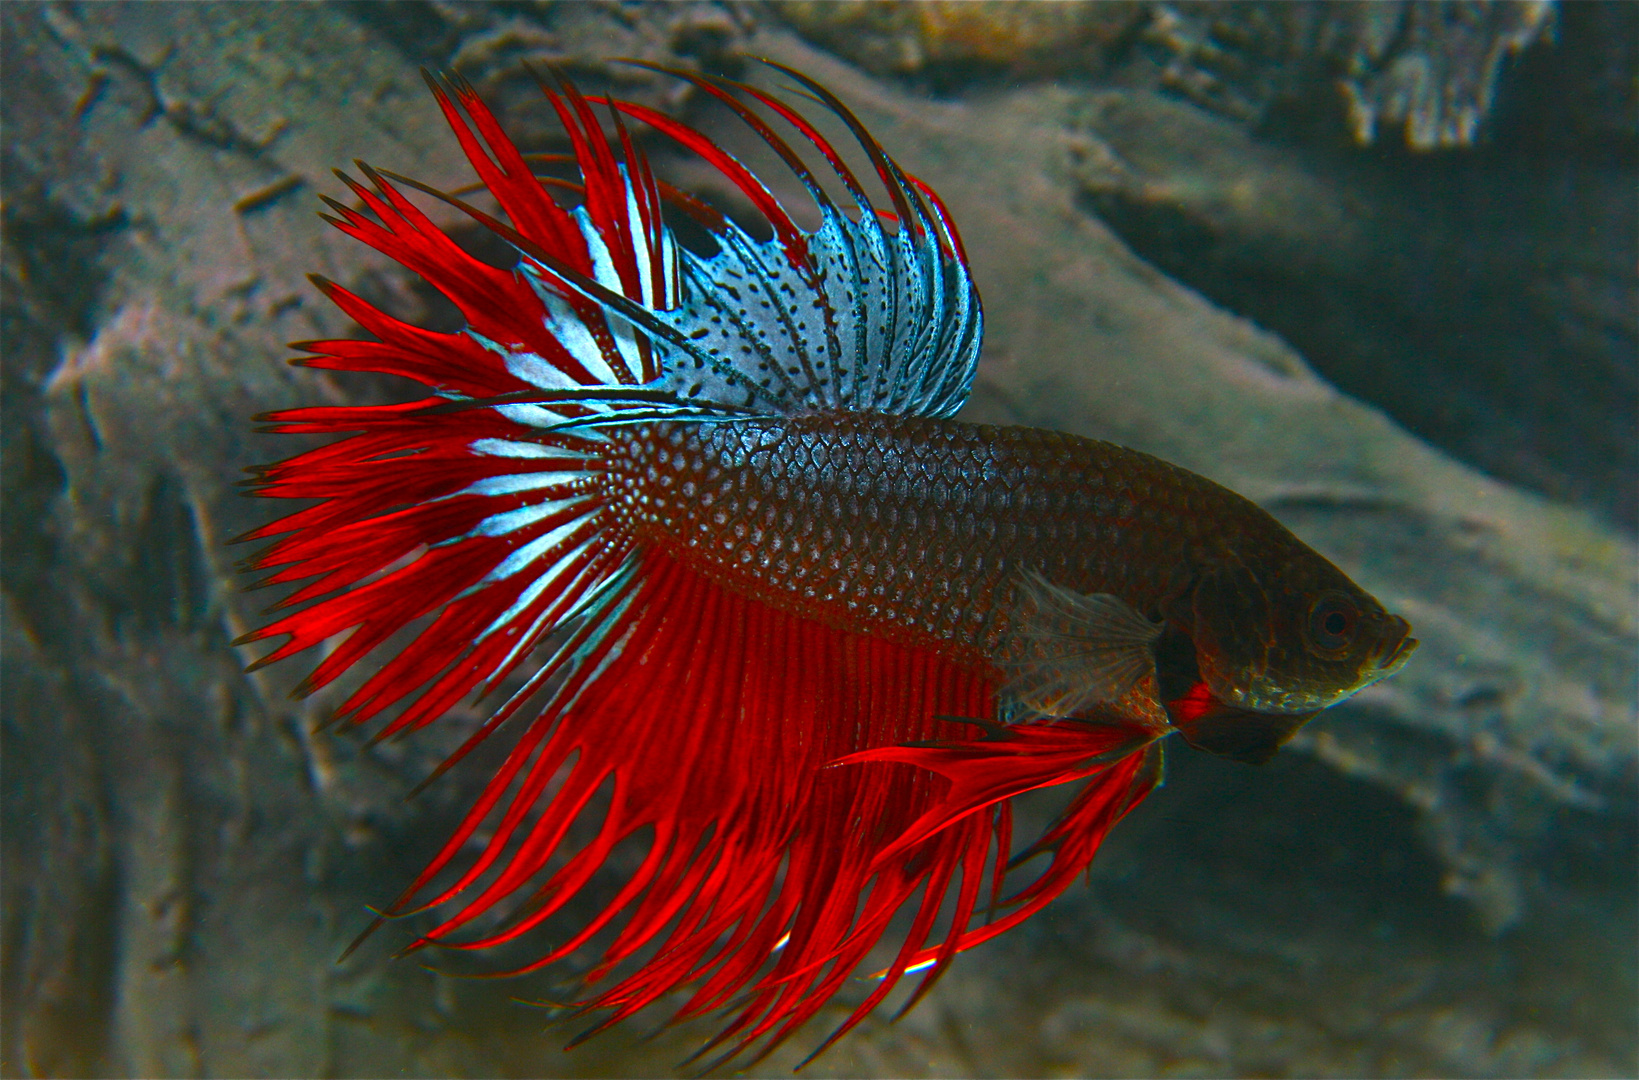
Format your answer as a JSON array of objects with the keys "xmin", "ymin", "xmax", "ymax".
[
  {"xmin": 368, "ymin": 553, "xmax": 1151, "ymax": 1069},
  {"xmin": 800, "ymin": 719, "xmax": 1159, "ymax": 1061},
  {"xmin": 834, "ymin": 716, "xmax": 1157, "ymax": 871},
  {"xmin": 1166, "ymin": 680, "xmax": 1315, "ymax": 765},
  {"xmin": 844, "ymin": 736, "xmax": 1162, "ymax": 1045}
]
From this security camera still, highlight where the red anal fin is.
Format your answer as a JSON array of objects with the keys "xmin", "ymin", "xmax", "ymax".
[
  {"xmin": 396, "ymin": 547, "xmax": 998, "ymax": 960},
  {"xmin": 377, "ymin": 551, "xmax": 1161, "ymax": 1067}
]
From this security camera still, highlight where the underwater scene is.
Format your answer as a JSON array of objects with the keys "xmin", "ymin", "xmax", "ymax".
[{"xmin": 3, "ymin": 2, "xmax": 1634, "ymax": 1077}]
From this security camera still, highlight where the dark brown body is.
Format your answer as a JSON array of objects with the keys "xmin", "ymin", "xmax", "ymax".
[{"xmin": 600, "ymin": 412, "xmax": 1300, "ymax": 673}]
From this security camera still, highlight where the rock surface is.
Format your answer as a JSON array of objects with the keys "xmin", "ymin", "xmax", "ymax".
[
  {"xmin": 770, "ymin": 0, "xmax": 1563, "ymax": 149},
  {"xmin": 774, "ymin": 0, "xmax": 1639, "ymax": 531},
  {"xmin": 3, "ymin": 3, "xmax": 1633, "ymax": 1077}
]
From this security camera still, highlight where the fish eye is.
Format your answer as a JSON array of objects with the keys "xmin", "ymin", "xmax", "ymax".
[{"xmin": 1306, "ymin": 592, "xmax": 1358, "ymax": 656}]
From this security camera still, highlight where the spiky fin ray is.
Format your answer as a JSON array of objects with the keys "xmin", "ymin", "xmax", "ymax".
[
  {"xmin": 599, "ymin": 75, "xmax": 982, "ymax": 419},
  {"xmin": 239, "ymin": 64, "xmax": 701, "ymax": 740}
]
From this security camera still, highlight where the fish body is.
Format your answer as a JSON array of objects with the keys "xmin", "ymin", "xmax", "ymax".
[
  {"xmin": 606, "ymin": 413, "xmax": 1208, "ymax": 663},
  {"xmin": 604, "ymin": 411, "xmax": 1413, "ymax": 741},
  {"xmin": 238, "ymin": 62, "xmax": 1414, "ymax": 1067}
]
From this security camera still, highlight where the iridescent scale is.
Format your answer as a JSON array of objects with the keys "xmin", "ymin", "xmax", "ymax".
[{"xmin": 602, "ymin": 412, "xmax": 1240, "ymax": 665}]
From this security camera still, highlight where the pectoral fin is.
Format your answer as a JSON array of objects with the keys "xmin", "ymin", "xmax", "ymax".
[{"xmin": 1000, "ymin": 572, "xmax": 1164, "ymax": 718}]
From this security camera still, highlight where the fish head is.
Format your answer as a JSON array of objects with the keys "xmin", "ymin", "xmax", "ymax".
[{"xmin": 1171, "ymin": 547, "xmax": 1417, "ymax": 762}]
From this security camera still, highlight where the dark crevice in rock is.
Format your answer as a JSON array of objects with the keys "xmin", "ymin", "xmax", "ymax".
[
  {"xmin": 337, "ymin": 0, "xmax": 471, "ymax": 65},
  {"xmin": 1079, "ymin": 138, "xmax": 1637, "ymax": 533},
  {"xmin": 1060, "ymin": 3, "xmax": 1636, "ymax": 532},
  {"xmin": 1, "ymin": 180, "xmax": 129, "ymax": 345},
  {"xmin": 118, "ymin": 474, "xmax": 215, "ymax": 637},
  {"xmin": 1490, "ymin": 0, "xmax": 1639, "ymax": 157},
  {"xmin": 1, "ymin": 180, "xmax": 128, "ymax": 635}
]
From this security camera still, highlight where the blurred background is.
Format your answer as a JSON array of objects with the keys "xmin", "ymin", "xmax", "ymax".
[{"xmin": 3, "ymin": 2, "xmax": 1634, "ymax": 1076}]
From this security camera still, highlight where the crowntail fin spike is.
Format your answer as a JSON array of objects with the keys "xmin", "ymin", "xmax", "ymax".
[
  {"xmin": 607, "ymin": 61, "xmax": 838, "ymax": 217},
  {"xmin": 602, "ymin": 62, "xmax": 867, "ymax": 410},
  {"xmin": 368, "ymin": 167, "xmax": 699, "ymax": 357},
  {"xmin": 591, "ymin": 96, "xmax": 809, "ymax": 268},
  {"xmin": 716, "ymin": 75, "xmax": 878, "ymax": 218},
  {"xmin": 425, "ymin": 69, "xmax": 590, "ymax": 281},
  {"xmin": 752, "ymin": 59, "xmax": 921, "ymax": 239}
]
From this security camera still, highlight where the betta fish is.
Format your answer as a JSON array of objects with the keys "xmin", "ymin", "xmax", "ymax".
[{"xmin": 236, "ymin": 61, "xmax": 1417, "ymax": 1068}]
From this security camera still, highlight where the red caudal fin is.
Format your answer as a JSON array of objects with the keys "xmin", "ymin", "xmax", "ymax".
[{"xmin": 364, "ymin": 555, "xmax": 1159, "ymax": 1069}]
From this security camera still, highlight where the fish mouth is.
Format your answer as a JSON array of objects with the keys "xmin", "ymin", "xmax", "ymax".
[{"xmin": 1375, "ymin": 617, "xmax": 1418, "ymax": 676}]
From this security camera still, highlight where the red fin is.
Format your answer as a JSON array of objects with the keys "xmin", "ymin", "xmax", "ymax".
[
  {"xmin": 599, "ymin": 95, "xmax": 809, "ymax": 269},
  {"xmin": 1167, "ymin": 680, "xmax": 1313, "ymax": 764},
  {"xmin": 835, "ymin": 717, "xmax": 1156, "ymax": 871},
  {"xmin": 377, "ymin": 553, "xmax": 1157, "ymax": 1067}
]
